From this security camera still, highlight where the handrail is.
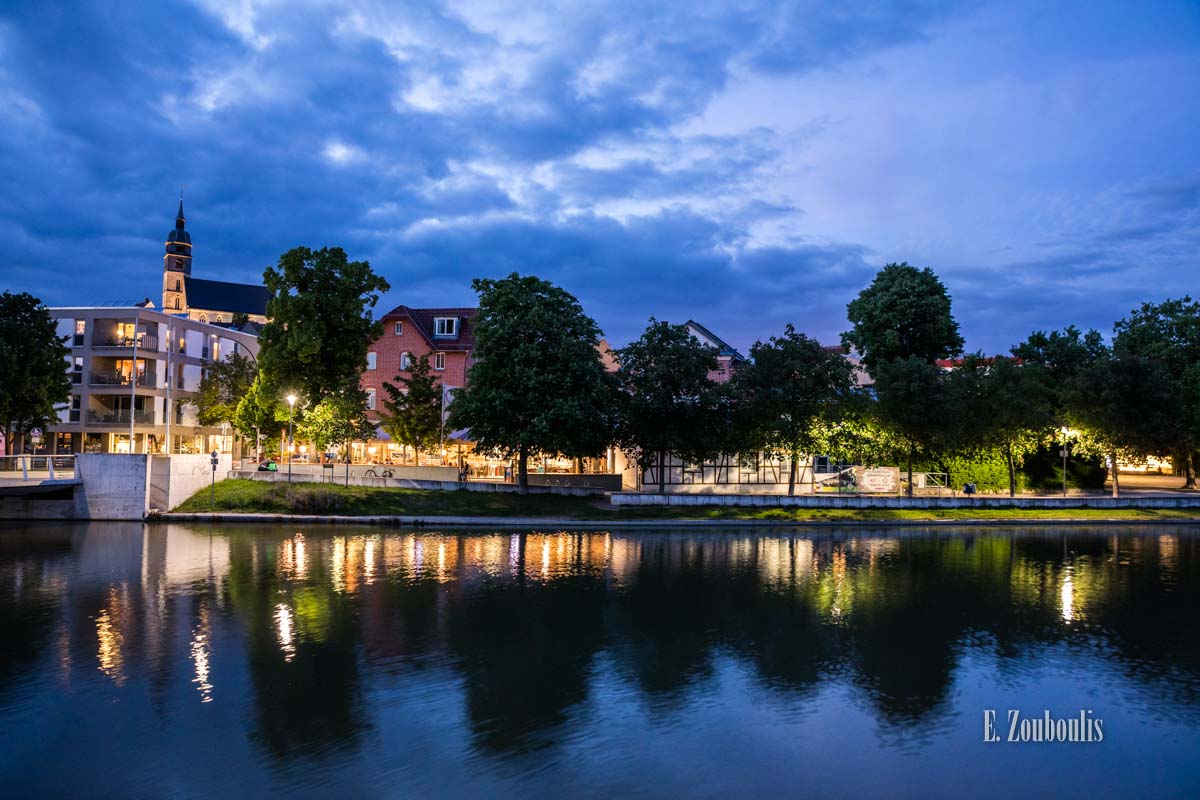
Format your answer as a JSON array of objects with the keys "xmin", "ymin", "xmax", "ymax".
[{"xmin": 0, "ymin": 454, "xmax": 78, "ymax": 481}]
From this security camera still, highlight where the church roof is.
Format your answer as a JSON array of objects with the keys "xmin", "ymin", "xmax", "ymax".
[{"xmin": 184, "ymin": 276, "xmax": 270, "ymax": 316}]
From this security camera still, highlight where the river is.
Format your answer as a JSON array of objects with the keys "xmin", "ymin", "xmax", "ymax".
[{"xmin": 0, "ymin": 523, "xmax": 1197, "ymax": 798}]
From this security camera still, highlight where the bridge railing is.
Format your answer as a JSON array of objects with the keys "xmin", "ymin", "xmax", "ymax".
[{"xmin": 0, "ymin": 455, "xmax": 78, "ymax": 481}]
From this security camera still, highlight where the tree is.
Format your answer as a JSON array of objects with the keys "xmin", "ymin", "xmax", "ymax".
[
  {"xmin": 194, "ymin": 352, "xmax": 257, "ymax": 428},
  {"xmin": 233, "ymin": 374, "xmax": 291, "ymax": 458},
  {"xmin": 0, "ymin": 292, "xmax": 71, "ymax": 454},
  {"xmin": 257, "ymin": 246, "xmax": 389, "ymax": 402},
  {"xmin": 615, "ymin": 319, "xmax": 724, "ymax": 493},
  {"xmin": 447, "ymin": 273, "xmax": 617, "ymax": 493},
  {"xmin": 871, "ymin": 357, "xmax": 951, "ymax": 497},
  {"xmin": 1014, "ymin": 326, "xmax": 1174, "ymax": 498},
  {"xmin": 1112, "ymin": 297, "xmax": 1200, "ymax": 488},
  {"xmin": 379, "ymin": 355, "xmax": 443, "ymax": 463},
  {"xmin": 843, "ymin": 262, "xmax": 964, "ymax": 372},
  {"xmin": 946, "ymin": 355, "xmax": 1055, "ymax": 496},
  {"xmin": 733, "ymin": 325, "xmax": 856, "ymax": 494},
  {"xmin": 300, "ymin": 391, "xmax": 374, "ymax": 455}
]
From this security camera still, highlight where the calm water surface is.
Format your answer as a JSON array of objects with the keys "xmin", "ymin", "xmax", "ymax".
[{"xmin": 0, "ymin": 523, "xmax": 1198, "ymax": 799}]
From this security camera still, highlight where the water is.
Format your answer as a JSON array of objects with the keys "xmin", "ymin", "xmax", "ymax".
[{"xmin": 0, "ymin": 523, "xmax": 1197, "ymax": 799}]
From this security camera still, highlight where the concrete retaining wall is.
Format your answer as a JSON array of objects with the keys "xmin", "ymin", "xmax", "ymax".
[
  {"xmin": 73, "ymin": 453, "xmax": 151, "ymax": 520},
  {"xmin": 149, "ymin": 454, "xmax": 232, "ymax": 512},
  {"xmin": 264, "ymin": 464, "xmax": 460, "ymax": 482},
  {"xmin": 230, "ymin": 470, "xmax": 605, "ymax": 496},
  {"xmin": 610, "ymin": 492, "xmax": 1200, "ymax": 509}
]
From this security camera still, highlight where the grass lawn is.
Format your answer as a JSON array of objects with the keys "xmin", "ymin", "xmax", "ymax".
[{"xmin": 171, "ymin": 479, "xmax": 1200, "ymax": 522}]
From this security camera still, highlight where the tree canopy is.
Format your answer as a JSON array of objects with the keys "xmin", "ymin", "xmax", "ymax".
[
  {"xmin": 615, "ymin": 319, "xmax": 724, "ymax": 492},
  {"xmin": 194, "ymin": 352, "xmax": 257, "ymax": 428},
  {"xmin": 0, "ymin": 292, "xmax": 71, "ymax": 453},
  {"xmin": 380, "ymin": 355, "xmax": 443, "ymax": 461},
  {"xmin": 447, "ymin": 273, "xmax": 617, "ymax": 491},
  {"xmin": 843, "ymin": 262, "xmax": 964, "ymax": 372},
  {"xmin": 257, "ymin": 246, "xmax": 389, "ymax": 402},
  {"xmin": 733, "ymin": 325, "xmax": 856, "ymax": 494},
  {"xmin": 300, "ymin": 391, "xmax": 374, "ymax": 455}
]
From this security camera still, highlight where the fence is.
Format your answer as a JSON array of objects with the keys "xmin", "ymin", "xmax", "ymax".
[{"xmin": 0, "ymin": 455, "xmax": 78, "ymax": 482}]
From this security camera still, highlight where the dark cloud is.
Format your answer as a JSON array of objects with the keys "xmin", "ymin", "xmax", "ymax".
[{"xmin": 0, "ymin": 0, "xmax": 1196, "ymax": 355}]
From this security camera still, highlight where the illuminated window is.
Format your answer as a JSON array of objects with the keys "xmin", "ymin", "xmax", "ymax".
[
  {"xmin": 366, "ymin": 388, "xmax": 376, "ymax": 410},
  {"xmin": 434, "ymin": 352, "xmax": 446, "ymax": 370},
  {"xmin": 366, "ymin": 352, "xmax": 377, "ymax": 370}
]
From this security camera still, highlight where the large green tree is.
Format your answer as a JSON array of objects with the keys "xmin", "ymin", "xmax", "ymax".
[
  {"xmin": 300, "ymin": 391, "xmax": 374, "ymax": 455},
  {"xmin": 257, "ymin": 246, "xmax": 389, "ymax": 402},
  {"xmin": 0, "ymin": 292, "xmax": 71, "ymax": 454},
  {"xmin": 380, "ymin": 355, "xmax": 443, "ymax": 463},
  {"xmin": 615, "ymin": 319, "xmax": 725, "ymax": 493},
  {"xmin": 233, "ymin": 374, "xmax": 292, "ymax": 458},
  {"xmin": 194, "ymin": 352, "xmax": 257, "ymax": 428},
  {"xmin": 1112, "ymin": 297, "xmax": 1200, "ymax": 487},
  {"xmin": 733, "ymin": 325, "xmax": 856, "ymax": 494},
  {"xmin": 871, "ymin": 356, "xmax": 952, "ymax": 497},
  {"xmin": 447, "ymin": 273, "xmax": 617, "ymax": 492},
  {"xmin": 1014, "ymin": 326, "xmax": 1174, "ymax": 497},
  {"xmin": 843, "ymin": 262, "xmax": 964, "ymax": 372},
  {"xmin": 946, "ymin": 355, "xmax": 1055, "ymax": 496}
]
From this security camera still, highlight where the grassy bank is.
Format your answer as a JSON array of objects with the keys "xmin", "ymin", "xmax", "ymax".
[{"xmin": 171, "ymin": 479, "xmax": 1200, "ymax": 522}]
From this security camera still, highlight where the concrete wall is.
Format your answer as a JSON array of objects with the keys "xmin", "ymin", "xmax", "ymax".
[
  {"xmin": 149, "ymin": 453, "xmax": 232, "ymax": 511},
  {"xmin": 73, "ymin": 453, "xmax": 151, "ymax": 520},
  {"xmin": 610, "ymin": 492, "xmax": 1200, "ymax": 509},
  {"xmin": 232, "ymin": 470, "xmax": 605, "ymax": 496}
]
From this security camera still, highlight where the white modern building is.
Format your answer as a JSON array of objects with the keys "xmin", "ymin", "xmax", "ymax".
[{"xmin": 46, "ymin": 305, "xmax": 259, "ymax": 455}]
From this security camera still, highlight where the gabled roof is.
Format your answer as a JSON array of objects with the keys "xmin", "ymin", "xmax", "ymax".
[
  {"xmin": 684, "ymin": 320, "xmax": 747, "ymax": 361},
  {"xmin": 184, "ymin": 276, "xmax": 270, "ymax": 316},
  {"xmin": 383, "ymin": 305, "xmax": 477, "ymax": 351}
]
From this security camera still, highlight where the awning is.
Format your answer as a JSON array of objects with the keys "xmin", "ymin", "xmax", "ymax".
[
  {"xmin": 448, "ymin": 428, "xmax": 472, "ymax": 442},
  {"xmin": 373, "ymin": 425, "xmax": 391, "ymax": 442}
]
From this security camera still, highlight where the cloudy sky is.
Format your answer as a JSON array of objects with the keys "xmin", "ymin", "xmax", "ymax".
[{"xmin": 1, "ymin": 0, "xmax": 1197, "ymax": 353}]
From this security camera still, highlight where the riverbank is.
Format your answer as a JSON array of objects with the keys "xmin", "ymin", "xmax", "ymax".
[{"xmin": 168, "ymin": 479, "xmax": 1200, "ymax": 524}]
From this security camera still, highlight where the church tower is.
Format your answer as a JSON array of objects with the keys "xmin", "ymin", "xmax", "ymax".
[{"xmin": 162, "ymin": 198, "xmax": 192, "ymax": 313}]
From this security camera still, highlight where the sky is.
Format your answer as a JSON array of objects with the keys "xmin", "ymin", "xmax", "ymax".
[{"xmin": 1, "ymin": 0, "xmax": 1197, "ymax": 355}]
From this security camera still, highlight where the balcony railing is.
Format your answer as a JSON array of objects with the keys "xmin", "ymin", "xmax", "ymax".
[
  {"xmin": 87, "ymin": 410, "xmax": 154, "ymax": 425},
  {"xmin": 89, "ymin": 371, "xmax": 156, "ymax": 388},
  {"xmin": 92, "ymin": 335, "xmax": 159, "ymax": 351}
]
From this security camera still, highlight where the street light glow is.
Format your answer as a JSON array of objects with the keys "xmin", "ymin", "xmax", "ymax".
[{"xmin": 286, "ymin": 394, "xmax": 297, "ymax": 407}]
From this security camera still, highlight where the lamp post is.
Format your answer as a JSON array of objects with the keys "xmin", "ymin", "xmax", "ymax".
[
  {"xmin": 1060, "ymin": 426, "xmax": 1070, "ymax": 497},
  {"xmin": 286, "ymin": 394, "xmax": 297, "ymax": 484}
]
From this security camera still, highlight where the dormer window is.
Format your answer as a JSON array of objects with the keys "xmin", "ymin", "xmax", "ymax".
[{"xmin": 434, "ymin": 317, "xmax": 457, "ymax": 337}]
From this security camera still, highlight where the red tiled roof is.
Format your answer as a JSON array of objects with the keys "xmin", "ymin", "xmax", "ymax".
[{"xmin": 382, "ymin": 305, "xmax": 478, "ymax": 351}]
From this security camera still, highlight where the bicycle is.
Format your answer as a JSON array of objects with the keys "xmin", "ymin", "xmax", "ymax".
[{"xmin": 364, "ymin": 467, "xmax": 394, "ymax": 478}]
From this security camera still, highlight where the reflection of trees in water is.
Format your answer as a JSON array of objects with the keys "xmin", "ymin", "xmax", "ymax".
[
  {"xmin": 4, "ymin": 524, "xmax": 1198, "ymax": 764},
  {"xmin": 224, "ymin": 532, "xmax": 369, "ymax": 759},
  {"xmin": 0, "ymin": 529, "xmax": 74, "ymax": 701}
]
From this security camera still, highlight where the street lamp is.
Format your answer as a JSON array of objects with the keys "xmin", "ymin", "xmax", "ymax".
[
  {"xmin": 1060, "ymin": 426, "xmax": 1070, "ymax": 497},
  {"xmin": 286, "ymin": 393, "xmax": 298, "ymax": 484}
]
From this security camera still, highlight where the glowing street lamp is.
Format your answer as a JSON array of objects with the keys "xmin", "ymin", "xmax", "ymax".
[
  {"xmin": 286, "ymin": 394, "xmax": 298, "ymax": 484},
  {"xmin": 1060, "ymin": 426, "xmax": 1071, "ymax": 497}
]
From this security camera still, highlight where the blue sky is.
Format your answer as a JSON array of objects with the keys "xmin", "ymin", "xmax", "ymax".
[{"xmin": 1, "ymin": 0, "xmax": 1197, "ymax": 353}]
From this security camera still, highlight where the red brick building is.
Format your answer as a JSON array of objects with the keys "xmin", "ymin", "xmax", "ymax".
[{"xmin": 360, "ymin": 305, "xmax": 478, "ymax": 422}]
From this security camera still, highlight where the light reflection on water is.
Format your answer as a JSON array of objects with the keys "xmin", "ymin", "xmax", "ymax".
[{"xmin": 0, "ymin": 523, "xmax": 1197, "ymax": 799}]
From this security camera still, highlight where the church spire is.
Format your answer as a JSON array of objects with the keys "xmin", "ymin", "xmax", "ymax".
[{"xmin": 176, "ymin": 191, "xmax": 185, "ymax": 227}]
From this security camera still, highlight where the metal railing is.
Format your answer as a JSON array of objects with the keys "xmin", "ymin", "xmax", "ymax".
[
  {"xmin": 89, "ymin": 371, "xmax": 156, "ymax": 387},
  {"xmin": 91, "ymin": 335, "xmax": 160, "ymax": 350},
  {"xmin": 0, "ymin": 455, "xmax": 78, "ymax": 481},
  {"xmin": 87, "ymin": 410, "xmax": 155, "ymax": 424}
]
